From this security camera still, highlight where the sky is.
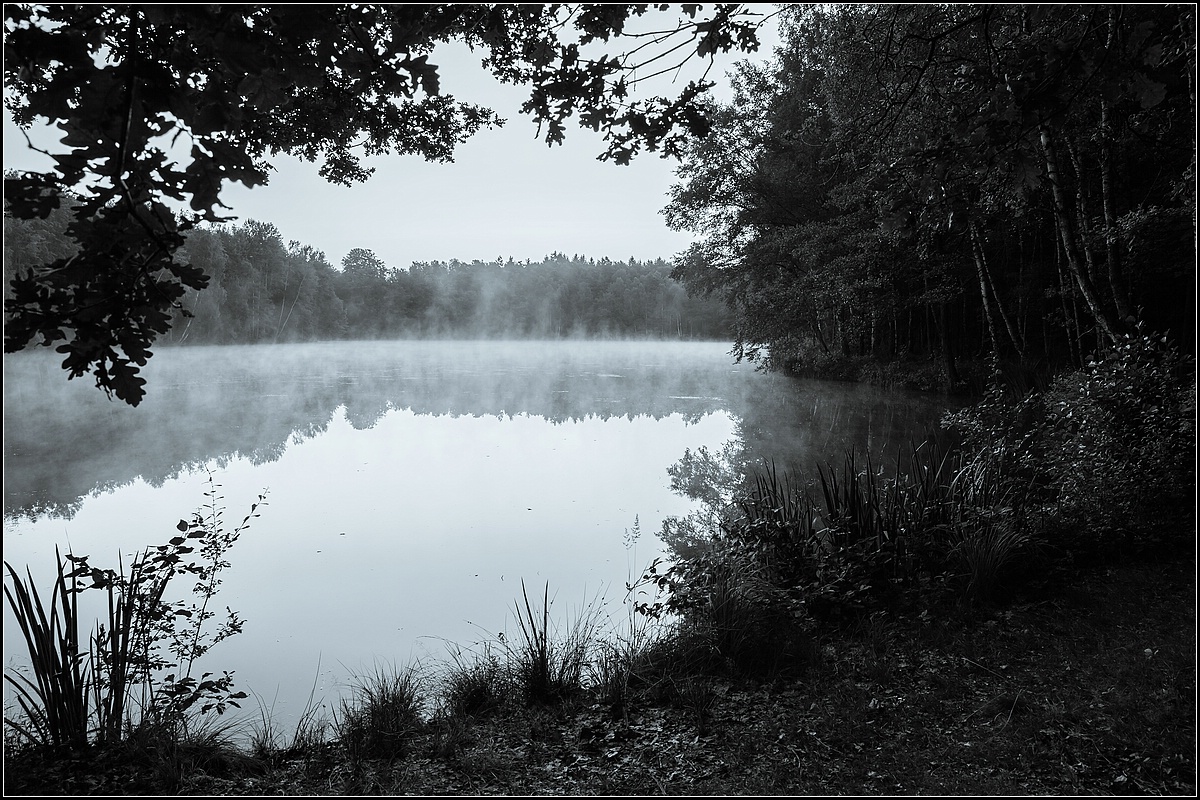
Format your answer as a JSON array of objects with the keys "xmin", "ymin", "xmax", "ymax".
[{"xmin": 2, "ymin": 9, "xmax": 782, "ymax": 272}]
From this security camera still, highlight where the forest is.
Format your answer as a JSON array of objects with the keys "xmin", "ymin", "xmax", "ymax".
[
  {"xmin": 667, "ymin": 4, "xmax": 1195, "ymax": 390},
  {"xmin": 3, "ymin": 210, "xmax": 732, "ymax": 343}
]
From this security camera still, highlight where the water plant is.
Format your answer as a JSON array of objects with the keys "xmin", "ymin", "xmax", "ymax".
[
  {"xmin": 3, "ymin": 471, "xmax": 264, "ymax": 750},
  {"xmin": 3, "ymin": 548, "xmax": 91, "ymax": 749}
]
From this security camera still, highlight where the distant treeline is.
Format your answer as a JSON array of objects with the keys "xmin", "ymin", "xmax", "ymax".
[{"xmin": 2, "ymin": 210, "xmax": 731, "ymax": 344}]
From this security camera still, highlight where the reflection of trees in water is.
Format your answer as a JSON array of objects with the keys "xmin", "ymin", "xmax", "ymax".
[
  {"xmin": 4, "ymin": 342, "xmax": 948, "ymax": 521},
  {"xmin": 661, "ymin": 383, "xmax": 951, "ymax": 560},
  {"xmin": 736, "ymin": 380, "xmax": 950, "ymax": 482}
]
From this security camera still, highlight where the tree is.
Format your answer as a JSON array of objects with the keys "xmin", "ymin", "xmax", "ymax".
[
  {"xmin": 666, "ymin": 4, "xmax": 1194, "ymax": 387},
  {"xmin": 4, "ymin": 4, "xmax": 768, "ymax": 404}
]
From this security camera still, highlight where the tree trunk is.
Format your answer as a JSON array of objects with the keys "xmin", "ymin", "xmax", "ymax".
[
  {"xmin": 971, "ymin": 247, "xmax": 999, "ymax": 356},
  {"xmin": 935, "ymin": 303, "xmax": 960, "ymax": 391},
  {"xmin": 1055, "ymin": 230, "xmax": 1080, "ymax": 367},
  {"xmin": 970, "ymin": 220, "xmax": 1025, "ymax": 358},
  {"xmin": 1100, "ymin": 5, "xmax": 1136, "ymax": 324},
  {"xmin": 1100, "ymin": 100, "xmax": 1135, "ymax": 323},
  {"xmin": 1065, "ymin": 138, "xmax": 1099, "ymax": 284},
  {"xmin": 1037, "ymin": 121, "xmax": 1124, "ymax": 341}
]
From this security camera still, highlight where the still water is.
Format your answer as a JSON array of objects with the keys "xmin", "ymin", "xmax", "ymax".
[{"xmin": 3, "ymin": 340, "xmax": 946, "ymax": 733}]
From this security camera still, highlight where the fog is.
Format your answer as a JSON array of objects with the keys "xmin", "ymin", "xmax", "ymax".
[{"xmin": 4, "ymin": 340, "xmax": 947, "ymax": 521}]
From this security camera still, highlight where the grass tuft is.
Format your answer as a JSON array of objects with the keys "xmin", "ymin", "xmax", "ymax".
[
  {"xmin": 334, "ymin": 662, "xmax": 425, "ymax": 760},
  {"xmin": 439, "ymin": 642, "xmax": 505, "ymax": 720},
  {"xmin": 504, "ymin": 581, "xmax": 602, "ymax": 706}
]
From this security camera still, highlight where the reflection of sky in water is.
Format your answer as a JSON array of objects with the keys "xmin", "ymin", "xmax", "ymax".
[
  {"xmin": 3, "ymin": 341, "xmax": 948, "ymax": 736},
  {"xmin": 5, "ymin": 406, "xmax": 734, "ymax": 735}
]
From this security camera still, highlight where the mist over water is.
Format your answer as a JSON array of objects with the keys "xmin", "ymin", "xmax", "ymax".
[{"xmin": 3, "ymin": 339, "xmax": 947, "ymax": 734}]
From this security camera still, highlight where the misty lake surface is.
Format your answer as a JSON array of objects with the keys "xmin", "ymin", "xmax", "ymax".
[{"xmin": 4, "ymin": 339, "xmax": 947, "ymax": 733}]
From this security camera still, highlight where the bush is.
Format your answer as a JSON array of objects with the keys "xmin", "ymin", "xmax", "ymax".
[
  {"xmin": 1042, "ymin": 330, "xmax": 1195, "ymax": 547},
  {"xmin": 945, "ymin": 328, "xmax": 1196, "ymax": 558}
]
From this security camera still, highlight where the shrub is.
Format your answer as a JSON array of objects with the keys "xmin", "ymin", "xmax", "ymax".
[
  {"xmin": 945, "ymin": 328, "xmax": 1196, "ymax": 558},
  {"xmin": 3, "ymin": 473, "xmax": 263, "ymax": 751},
  {"xmin": 1041, "ymin": 329, "xmax": 1195, "ymax": 548}
]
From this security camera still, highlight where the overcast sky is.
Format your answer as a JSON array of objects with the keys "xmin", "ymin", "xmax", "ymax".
[{"xmin": 3, "ymin": 10, "xmax": 780, "ymax": 272}]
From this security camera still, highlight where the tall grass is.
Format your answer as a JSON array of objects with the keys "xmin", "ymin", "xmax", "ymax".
[
  {"xmin": 438, "ymin": 641, "xmax": 504, "ymax": 719},
  {"xmin": 586, "ymin": 597, "xmax": 662, "ymax": 717},
  {"xmin": 249, "ymin": 660, "xmax": 330, "ymax": 758},
  {"xmin": 505, "ymin": 581, "xmax": 602, "ymax": 706},
  {"xmin": 3, "ymin": 473, "xmax": 262, "ymax": 751}
]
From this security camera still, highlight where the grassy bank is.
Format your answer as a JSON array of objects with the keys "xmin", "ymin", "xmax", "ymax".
[{"xmin": 5, "ymin": 551, "xmax": 1193, "ymax": 795}]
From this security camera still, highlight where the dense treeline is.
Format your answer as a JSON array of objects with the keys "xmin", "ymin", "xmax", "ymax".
[
  {"xmin": 646, "ymin": 3, "xmax": 1195, "ymax": 708},
  {"xmin": 668, "ymin": 4, "xmax": 1195, "ymax": 389},
  {"xmin": 2, "ymin": 209, "xmax": 731, "ymax": 344}
]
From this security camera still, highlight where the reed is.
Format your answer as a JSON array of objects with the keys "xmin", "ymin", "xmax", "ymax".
[
  {"xmin": 505, "ymin": 581, "xmax": 602, "ymax": 706},
  {"xmin": 3, "ymin": 549, "xmax": 89, "ymax": 749}
]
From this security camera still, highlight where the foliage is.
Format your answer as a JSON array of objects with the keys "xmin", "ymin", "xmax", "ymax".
[
  {"xmin": 3, "ymin": 473, "xmax": 263, "ymax": 750},
  {"xmin": 667, "ymin": 4, "xmax": 1195, "ymax": 386},
  {"xmin": 946, "ymin": 327, "xmax": 1197, "ymax": 556},
  {"xmin": 3, "ymin": 4, "xmax": 769, "ymax": 403},
  {"xmin": 1044, "ymin": 330, "xmax": 1196, "ymax": 533}
]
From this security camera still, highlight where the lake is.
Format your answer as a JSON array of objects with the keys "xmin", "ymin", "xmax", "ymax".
[{"xmin": 3, "ymin": 339, "xmax": 948, "ymax": 735}]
